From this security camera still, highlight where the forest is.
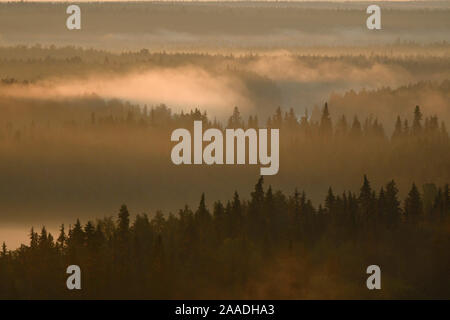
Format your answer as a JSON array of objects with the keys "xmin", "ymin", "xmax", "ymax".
[
  {"xmin": 0, "ymin": 172, "xmax": 448, "ymax": 299},
  {"xmin": 1, "ymin": 93, "xmax": 449, "ymax": 223},
  {"xmin": 0, "ymin": 101, "xmax": 449, "ymax": 298},
  {"xmin": 0, "ymin": 1, "xmax": 449, "ymax": 298}
]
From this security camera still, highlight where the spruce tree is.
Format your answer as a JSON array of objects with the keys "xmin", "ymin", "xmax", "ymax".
[
  {"xmin": 320, "ymin": 102, "xmax": 332, "ymax": 135},
  {"xmin": 412, "ymin": 105, "xmax": 423, "ymax": 135},
  {"xmin": 404, "ymin": 183, "xmax": 423, "ymax": 223}
]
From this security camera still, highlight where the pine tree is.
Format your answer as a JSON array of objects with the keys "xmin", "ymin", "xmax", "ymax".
[
  {"xmin": 249, "ymin": 177, "xmax": 265, "ymax": 240},
  {"xmin": 292, "ymin": 189, "xmax": 301, "ymax": 220},
  {"xmin": 320, "ymin": 102, "xmax": 332, "ymax": 135},
  {"xmin": 285, "ymin": 108, "xmax": 298, "ymax": 129},
  {"xmin": 57, "ymin": 224, "xmax": 66, "ymax": 250},
  {"xmin": 378, "ymin": 187, "xmax": 387, "ymax": 222},
  {"xmin": 30, "ymin": 227, "xmax": 38, "ymax": 249},
  {"xmin": 71, "ymin": 219, "xmax": 85, "ymax": 248},
  {"xmin": 118, "ymin": 204, "xmax": 130, "ymax": 236},
  {"xmin": 1, "ymin": 242, "xmax": 6, "ymax": 258},
  {"xmin": 325, "ymin": 187, "xmax": 336, "ymax": 212},
  {"xmin": 272, "ymin": 107, "xmax": 283, "ymax": 128},
  {"xmin": 84, "ymin": 221, "xmax": 96, "ymax": 245},
  {"xmin": 228, "ymin": 106, "xmax": 242, "ymax": 128},
  {"xmin": 404, "ymin": 183, "xmax": 423, "ymax": 223},
  {"xmin": 195, "ymin": 193, "xmax": 211, "ymax": 223},
  {"xmin": 412, "ymin": 105, "xmax": 422, "ymax": 135},
  {"xmin": 38, "ymin": 226, "xmax": 48, "ymax": 248},
  {"xmin": 299, "ymin": 109, "xmax": 310, "ymax": 134},
  {"xmin": 251, "ymin": 177, "xmax": 265, "ymax": 207},
  {"xmin": 265, "ymin": 186, "xmax": 275, "ymax": 221},
  {"xmin": 385, "ymin": 180, "xmax": 401, "ymax": 227},
  {"xmin": 213, "ymin": 201, "xmax": 225, "ymax": 221},
  {"xmin": 230, "ymin": 191, "xmax": 243, "ymax": 237},
  {"xmin": 359, "ymin": 175, "xmax": 375, "ymax": 219},
  {"xmin": 393, "ymin": 116, "xmax": 402, "ymax": 139}
]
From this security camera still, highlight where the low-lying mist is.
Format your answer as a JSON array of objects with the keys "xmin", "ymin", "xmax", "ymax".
[
  {"xmin": 1, "ymin": 48, "xmax": 449, "ymax": 124},
  {"xmin": 0, "ymin": 46, "xmax": 449, "ymax": 249},
  {"xmin": 2, "ymin": 66, "xmax": 253, "ymax": 119}
]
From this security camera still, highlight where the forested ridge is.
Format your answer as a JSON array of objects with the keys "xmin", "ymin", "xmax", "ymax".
[
  {"xmin": 1, "ymin": 43, "xmax": 450, "ymax": 127},
  {"xmin": 0, "ymin": 99, "xmax": 448, "ymax": 215},
  {"xmin": 0, "ymin": 172, "xmax": 449, "ymax": 299}
]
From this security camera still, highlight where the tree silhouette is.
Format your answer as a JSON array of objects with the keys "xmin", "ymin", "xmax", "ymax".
[
  {"xmin": 0, "ymin": 175, "xmax": 448, "ymax": 299},
  {"xmin": 404, "ymin": 183, "xmax": 423, "ymax": 223}
]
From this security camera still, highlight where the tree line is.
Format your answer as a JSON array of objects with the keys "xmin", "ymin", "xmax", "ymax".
[
  {"xmin": 0, "ymin": 101, "xmax": 449, "ymax": 223},
  {"xmin": 0, "ymin": 175, "xmax": 449, "ymax": 299}
]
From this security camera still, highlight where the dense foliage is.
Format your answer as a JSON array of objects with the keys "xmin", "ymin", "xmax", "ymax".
[{"xmin": 0, "ymin": 173, "xmax": 449, "ymax": 299}]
